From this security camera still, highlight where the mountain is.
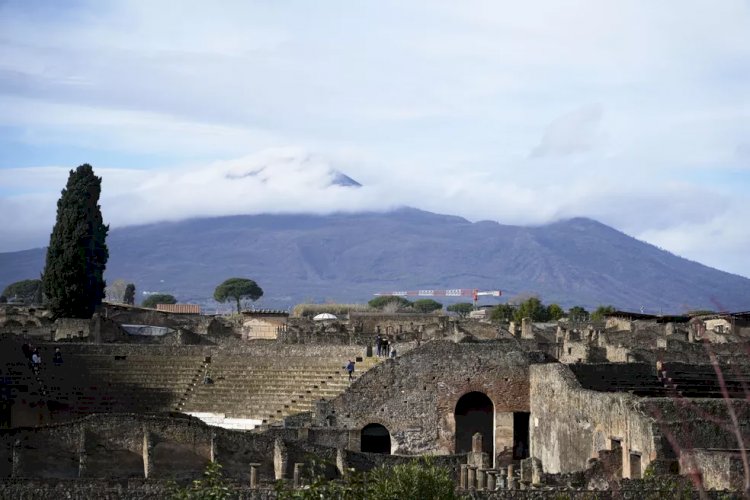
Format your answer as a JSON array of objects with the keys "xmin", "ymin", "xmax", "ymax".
[{"xmin": 2, "ymin": 208, "xmax": 749, "ymax": 313}]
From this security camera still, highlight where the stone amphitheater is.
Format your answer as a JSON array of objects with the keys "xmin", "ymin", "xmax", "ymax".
[{"xmin": 1, "ymin": 303, "xmax": 750, "ymax": 498}]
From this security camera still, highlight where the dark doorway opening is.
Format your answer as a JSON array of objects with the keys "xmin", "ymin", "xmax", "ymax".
[
  {"xmin": 454, "ymin": 392, "xmax": 493, "ymax": 456},
  {"xmin": 361, "ymin": 423, "xmax": 391, "ymax": 454},
  {"xmin": 630, "ymin": 453, "xmax": 642, "ymax": 479},
  {"xmin": 513, "ymin": 412, "xmax": 530, "ymax": 459}
]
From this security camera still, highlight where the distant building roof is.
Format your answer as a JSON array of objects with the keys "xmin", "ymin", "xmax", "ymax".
[
  {"xmin": 156, "ymin": 303, "xmax": 201, "ymax": 314},
  {"xmin": 605, "ymin": 310, "xmax": 690, "ymax": 323},
  {"xmin": 241, "ymin": 309, "xmax": 289, "ymax": 317}
]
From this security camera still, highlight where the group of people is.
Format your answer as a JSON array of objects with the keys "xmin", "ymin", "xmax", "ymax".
[
  {"xmin": 375, "ymin": 334, "xmax": 396, "ymax": 358},
  {"xmin": 21, "ymin": 344, "xmax": 63, "ymax": 373}
]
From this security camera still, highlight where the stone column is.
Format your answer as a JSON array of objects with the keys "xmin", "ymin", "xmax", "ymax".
[
  {"xmin": 11, "ymin": 440, "xmax": 20, "ymax": 478},
  {"xmin": 274, "ymin": 437, "xmax": 287, "ymax": 480},
  {"xmin": 249, "ymin": 463, "xmax": 260, "ymax": 489},
  {"xmin": 531, "ymin": 457, "xmax": 543, "ymax": 485},
  {"xmin": 467, "ymin": 465, "xmax": 477, "ymax": 490},
  {"xmin": 209, "ymin": 430, "xmax": 217, "ymax": 463},
  {"xmin": 142, "ymin": 429, "xmax": 154, "ymax": 479},
  {"xmin": 459, "ymin": 464, "xmax": 468, "ymax": 490},
  {"xmin": 293, "ymin": 463, "xmax": 304, "ymax": 488},
  {"xmin": 476, "ymin": 468, "xmax": 486, "ymax": 491},
  {"xmin": 521, "ymin": 317, "xmax": 533, "ymax": 339},
  {"xmin": 336, "ymin": 447, "xmax": 348, "ymax": 478},
  {"xmin": 472, "ymin": 432, "xmax": 483, "ymax": 453},
  {"xmin": 78, "ymin": 428, "xmax": 87, "ymax": 477},
  {"xmin": 486, "ymin": 470, "xmax": 496, "ymax": 491}
]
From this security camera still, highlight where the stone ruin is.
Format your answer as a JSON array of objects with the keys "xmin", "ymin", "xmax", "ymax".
[{"xmin": 1, "ymin": 303, "xmax": 750, "ymax": 497}]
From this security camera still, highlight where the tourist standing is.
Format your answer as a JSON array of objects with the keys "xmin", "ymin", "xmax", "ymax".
[
  {"xmin": 346, "ymin": 360, "xmax": 355, "ymax": 381},
  {"xmin": 375, "ymin": 334, "xmax": 382, "ymax": 357},
  {"xmin": 53, "ymin": 347, "xmax": 63, "ymax": 366},
  {"xmin": 31, "ymin": 350, "xmax": 42, "ymax": 373}
]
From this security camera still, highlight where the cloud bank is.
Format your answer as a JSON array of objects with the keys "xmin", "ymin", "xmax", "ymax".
[{"xmin": 0, "ymin": 1, "xmax": 748, "ymax": 277}]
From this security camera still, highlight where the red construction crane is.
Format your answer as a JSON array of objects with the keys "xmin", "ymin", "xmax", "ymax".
[{"xmin": 374, "ymin": 289, "xmax": 502, "ymax": 307}]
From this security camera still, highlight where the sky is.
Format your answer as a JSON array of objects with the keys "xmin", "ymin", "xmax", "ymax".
[{"xmin": 0, "ymin": 1, "xmax": 749, "ymax": 277}]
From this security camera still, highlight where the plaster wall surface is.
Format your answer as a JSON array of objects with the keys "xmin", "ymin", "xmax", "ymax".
[{"xmin": 529, "ymin": 363, "xmax": 659, "ymax": 477}]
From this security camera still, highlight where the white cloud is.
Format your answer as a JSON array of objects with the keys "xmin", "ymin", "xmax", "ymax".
[{"xmin": 0, "ymin": 1, "xmax": 748, "ymax": 278}]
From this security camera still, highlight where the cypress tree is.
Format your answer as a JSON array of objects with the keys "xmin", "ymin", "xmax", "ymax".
[{"xmin": 43, "ymin": 164, "xmax": 109, "ymax": 318}]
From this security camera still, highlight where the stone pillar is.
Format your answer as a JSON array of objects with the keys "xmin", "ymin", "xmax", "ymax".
[
  {"xmin": 11, "ymin": 440, "xmax": 20, "ymax": 478},
  {"xmin": 468, "ymin": 432, "xmax": 490, "ymax": 468},
  {"xmin": 459, "ymin": 464, "xmax": 468, "ymax": 490},
  {"xmin": 476, "ymin": 468, "xmax": 486, "ymax": 491},
  {"xmin": 142, "ymin": 429, "xmax": 154, "ymax": 479},
  {"xmin": 209, "ymin": 430, "xmax": 217, "ymax": 463},
  {"xmin": 521, "ymin": 317, "xmax": 533, "ymax": 339},
  {"xmin": 293, "ymin": 463, "xmax": 304, "ymax": 488},
  {"xmin": 507, "ymin": 463, "xmax": 514, "ymax": 482},
  {"xmin": 472, "ymin": 432, "xmax": 482, "ymax": 453},
  {"xmin": 497, "ymin": 471, "xmax": 507, "ymax": 490},
  {"xmin": 531, "ymin": 457, "xmax": 543, "ymax": 485},
  {"xmin": 274, "ymin": 437, "xmax": 287, "ymax": 480},
  {"xmin": 78, "ymin": 428, "xmax": 87, "ymax": 477},
  {"xmin": 249, "ymin": 463, "xmax": 260, "ymax": 488},
  {"xmin": 467, "ymin": 466, "xmax": 477, "ymax": 490},
  {"xmin": 486, "ymin": 470, "xmax": 496, "ymax": 491},
  {"xmin": 336, "ymin": 447, "xmax": 347, "ymax": 478}
]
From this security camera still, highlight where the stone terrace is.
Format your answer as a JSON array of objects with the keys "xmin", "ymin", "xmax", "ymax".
[{"xmin": 25, "ymin": 342, "xmax": 378, "ymax": 429}]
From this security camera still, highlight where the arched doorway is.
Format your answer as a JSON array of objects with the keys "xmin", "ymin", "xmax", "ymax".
[
  {"xmin": 454, "ymin": 392, "xmax": 493, "ymax": 456},
  {"xmin": 361, "ymin": 423, "xmax": 391, "ymax": 454}
]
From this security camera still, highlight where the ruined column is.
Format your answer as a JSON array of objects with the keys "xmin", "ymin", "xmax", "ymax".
[
  {"xmin": 508, "ymin": 463, "xmax": 519, "ymax": 490},
  {"xmin": 507, "ymin": 463, "xmax": 514, "ymax": 484},
  {"xmin": 249, "ymin": 463, "xmax": 260, "ymax": 489},
  {"xmin": 336, "ymin": 447, "xmax": 348, "ymax": 478},
  {"xmin": 467, "ymin": 465, "xmax": 477, "ymax": 490},
  {"xmin": 293, "ymin": 463, "xmax": 304, "ymax": 488},
  {"xmin": 274, "ymin": 437, "xmax": 288, "ymax": 480},
  {"xmin": 142, "ymin": 429, "xmax": 154, "ymax": 479},
  {"xmin": 497, "ymin": 469, "xmax": 507, "ymax": 490},
  {"xmin": 459, "ymin": 464, "xmax": 468, "ymax": 490},
  {"xmin": 531, "ymin": 457, "xmax": 543, "ymax": 485},
  {"xmin": 78, "ymin": 428, "xmax": 87, "ymax": 477},
  {"xmin": 476, "ymin": 468, "xmax": 486, "ymax": 491},
  {"xmin": 521, "ymin": 317, "xmax": 533, "ymax": 339},
  {"xmin": 468, "ymin": 432, "xmax": 490, "ymax": 469},
  {"xmin": 472, "ymin": 432, "xmax": 482, "ymax": 453},
  {"xmin": 11, "ymin": 440, "xmax": 20, "ymax": 478},
  {"xmin": 209, "ymin": 430, "xmax": 217, "ymax": 463},
  {"xmin": 486, "ymin": 470, "xmax": 496, "ymax": 491}
]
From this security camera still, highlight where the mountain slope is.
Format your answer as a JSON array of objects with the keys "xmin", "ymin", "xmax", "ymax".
[{"xmin": 1, "ymin": 209, "xmax": 748, "ymax": 313}]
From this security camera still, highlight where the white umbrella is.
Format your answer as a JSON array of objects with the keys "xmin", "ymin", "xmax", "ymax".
[{"xmin": 313, "ymin": 313, "xmax": 337, "ymax": 321}]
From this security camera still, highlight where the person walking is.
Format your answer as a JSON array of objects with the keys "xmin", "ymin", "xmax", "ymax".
[
  {"xmin": 375, "ymin": 334, "xmax": 382, "ymax": 357},
  {"xmin": 346, "ymin": 360, "xmax": 355, "ymax": 381}
]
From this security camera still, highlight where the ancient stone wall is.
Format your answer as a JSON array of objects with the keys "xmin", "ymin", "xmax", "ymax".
[
  {"xmin": 529, "ymin": 363, "xmax": 661, "ymax": 477},
  {"xmin": 349, "ymin": 312, "xmax": 449, "ymax": 339},
  {"xmin": 679, "ymin": 449, "xmax": 746, "ymax": 491},
  {"xmin": 320, "ymin": 341, "xmax": 546, "ymax": 460}
]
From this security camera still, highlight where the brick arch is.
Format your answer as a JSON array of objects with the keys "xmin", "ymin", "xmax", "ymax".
[{"xmin": 454, "ymin": 391, "xmax": 494, "ymax": 456}]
